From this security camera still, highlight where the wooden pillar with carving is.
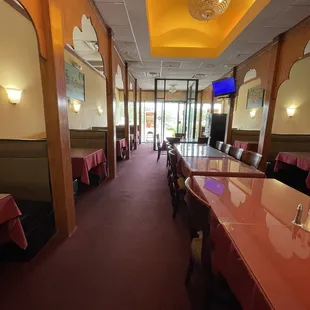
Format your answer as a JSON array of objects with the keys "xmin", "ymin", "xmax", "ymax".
[
  {"xmin": 258, "ymin": 35, "xmax": 283, "ymax": 171},
  {"xmin": 139, "ymin": 89, "xmax": 142, "ymax": 144},
  {"xmin": 40, "ymin": 0, "xmax": 76, "ymax": 238},
  {"xmin": 124, "ymin": 63, "xmax": 130, "ymax": 159},
  {"xmin": 133, "ymin": 79, "xmax": 138, "ymax": 150},
  {"xmin": 106, "ymin": 28, "xmax": 116, "ymax": 178},
  {"xmin": 224, "ymin": 68, "xmax": 236, "ymax": 144}
]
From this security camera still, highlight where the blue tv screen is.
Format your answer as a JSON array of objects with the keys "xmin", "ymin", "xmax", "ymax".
[{"xmin": 212, "ymin": 77, "xmax": 236, "ymax": 97}]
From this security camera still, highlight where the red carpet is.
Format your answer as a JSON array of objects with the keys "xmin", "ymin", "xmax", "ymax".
[{"xmin": 0, "ymin": 144, "xmax": 191, "ymax": 310}]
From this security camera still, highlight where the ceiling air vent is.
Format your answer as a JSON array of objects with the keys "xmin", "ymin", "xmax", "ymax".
[
  {"xmin": 146, "ymin": 72, "xmax": 160, "ymax": 78},
  {"xmin": 193, "ymin": 74, "xmax": 208, "ymax": 79},
  {"xmin": 203, "ymin": 64, "xmax": 215, "ymax": 69},
  {"xmin": 162, "ymin": 61, "xmax": 182, "ymax": 69}
]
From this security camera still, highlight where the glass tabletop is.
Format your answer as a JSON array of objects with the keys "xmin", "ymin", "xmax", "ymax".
[
  {"xmin": 183, "ymin": 157, "xmax": 265, "ymax": 177},
  {"xmin": 176, "ymin": 144, "xmax": 230, "ymax": 158}
]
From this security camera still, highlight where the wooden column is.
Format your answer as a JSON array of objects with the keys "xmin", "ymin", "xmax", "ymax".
[
  {"xmin": 124, "ymin": 63, "xmax": 130, "ymax": 159},
  {"xmin": 198, "ymin": 91, "xmax": 203, "ymax": 137},
  {"xmin": 224, "ymin": 97, "xmax": 235, "ymax": 144},
  {"xmin": 133, "ymin": 79, "xmax": 138, "ymax": 150},
  {"xmin": 40, "ymin": 0, "xmax": 76, "ymax": 238},
  {"xmin": 139, "ymin": 89, "xmax": 142, "ymax": 144},
  {"xmin": 225, "ymin": 68, "xmax": 236, "ymax": 144},
  {"xmin": 106, "ymin": 28, "xmax": 116, "ymax": 178},
  {"xmin": 210, "ymin": 91, "xmax": 215, "ymax": 114},
  {"xmin": 258, "ymin": 35, "xmax": 283, "ymax": 170}
]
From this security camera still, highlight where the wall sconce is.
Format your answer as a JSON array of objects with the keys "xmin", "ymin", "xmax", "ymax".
[
  {"xmin": 72, "ymin": 61, "xmax": 82, "ymax": 71},
  {"xmin": 5, "ymin": 88, "xmax": 23, "ymax": 104},
  {"xmin": 286, "ymin": 107, "xmax": 296, "ymax": 117},
  {"xmin": 250, "ymin": 109, "xmax": 256, "ymax": 119},
  {"xmin": 72, "ymin": 101, "xmax": 81, "ymax": 113},
  {"xmin": 97, "ymin": 107, "xmax": 103, "ymax": 116}
]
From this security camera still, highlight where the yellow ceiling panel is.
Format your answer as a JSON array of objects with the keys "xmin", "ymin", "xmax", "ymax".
[{"xmin": 146, "ymin": 0, "xmax": 271, "ymax": 58}]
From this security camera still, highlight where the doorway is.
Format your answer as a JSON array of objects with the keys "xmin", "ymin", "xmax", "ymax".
[{"xmin": 153, "ymin": 79, "xmax": 199, "ymax": 150}]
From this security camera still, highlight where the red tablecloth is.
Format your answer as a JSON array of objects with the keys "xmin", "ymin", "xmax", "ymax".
[
  {"xmin": 233, "ymin": 140, "xmax": 258, "ymax": 152},
  {"xmin": 116, "ymin": 139, "xmax": 127, "ymax": 158},
  {"xmin": 71, "ymin": 149, "xmax": 107, "ymax": 185},
  {"xmin": 0, "ymin": 194, "xmax": 27, "ymax": 249},
  {"xmin": 275, "ymin": 152, "xmax": 310, "ymax": 188}
]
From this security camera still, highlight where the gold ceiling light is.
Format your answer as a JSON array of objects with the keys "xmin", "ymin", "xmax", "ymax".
[{"xmin": 187, "ymin": 0, "xmax": 231, "ymax": 21}]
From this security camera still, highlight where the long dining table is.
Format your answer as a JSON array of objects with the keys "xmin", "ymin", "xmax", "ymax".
[
  {"xmin": 175, "ymin": 143, "xmax": 230, "ymax": 159},
  {"xmin": 192, "ymin": 176, "xmax": 310, "ymax": 310}
]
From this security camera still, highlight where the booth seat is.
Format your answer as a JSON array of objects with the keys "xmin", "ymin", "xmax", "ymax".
[
  {"xmin": 266, "ymin": 134, "xmax": 310, "ymax": 180},
  {"xmin": 0, "ymin": 139, "xmax": 55, "ymax": 261},
  {"xmin": 231, "ymin": 129, "xmax": 260, "ymax": 143}
]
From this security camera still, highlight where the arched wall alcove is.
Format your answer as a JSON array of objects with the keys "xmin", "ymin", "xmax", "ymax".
[
  {"xmin": 0, "ymin": 0, "xmax": 46, "ymax": 139},
  {"xmin": 65, "ymin": 14, "xmax": 108, "ymax": 130},
  {"xmin": 115, "ymin": 65, "xmax": 124, "ymax": 126},
  {"xmin": 232, "ymin": 67, "xmax": 263, "ymax": 130},
  {"xmin": 272, "ymin": 54, "xmax": 310, "ymax": 134}
]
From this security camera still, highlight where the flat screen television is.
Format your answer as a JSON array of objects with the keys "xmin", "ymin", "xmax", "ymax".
[{"xmin": 212, "ymin": 77, "xmax": 236, "ymax": 97}]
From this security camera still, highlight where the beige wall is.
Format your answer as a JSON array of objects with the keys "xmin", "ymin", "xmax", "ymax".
[
  {"xmin": 232, "ymin": 78, "xmax": 263, "ymax": 130},
  {"xmin": 0, "ymin": 1, "xmax": 46, "ymax": 139},
  {"xmin": 272, "ymin": 56, "xmax": 310, "ymax": 134},
  {"xmin": 65, "ymin": 50, "xmax": 107, "ymax": 129}
]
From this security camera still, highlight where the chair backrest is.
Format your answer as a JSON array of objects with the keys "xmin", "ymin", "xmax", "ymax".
[
  {"xmin": 241, "ymin": 150, "xmax": 262, "ymax": 169},
  {"xmin": 168, "ymin": 150, "xmax": 178, "ymax": 176},
  {"xmin": 167, "ymin": 137, "xmax": 181, "ymax": 144},
  {"xmin": 185, "ymin": 178, "xmax": 210, "ymax": 237},
  {"xmin": 198, "ymin": 137, "xmax": 209, "ymax": 144},
  {"xmin": 229, "ymin": 146, "xmax": 244, "ymax": 160},
  {"xmin": 175, "ymin": 133, "xmax": 185, "ymax": 138},
  {"xmin": 221, "ymin": 143, "xmax": 232, "ymax": 154},
  {"xmin": 215, "ymin": 141, "xmax": 223, "ymax": 151},
  {"xmin": 156, "ymin": 134, "xmax": 161, "ymax": 149}
]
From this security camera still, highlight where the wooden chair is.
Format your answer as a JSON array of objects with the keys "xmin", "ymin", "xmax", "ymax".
[
  {"xmin": 215, "ymin": 141, "xmax": 223, "ymax": 151},
  {"xmin": 184, "ymin": 178, "xmax": 242, "ymax": 309},
  {"xmin": 169, "ymin": 150, "xmax": 186, "ymax": 218},
  {"xmin": 198, "ymin": 137, "xmax": 209, "ymax": 144},
  {"xmin": 156, "ymin": 134, "xmax": 162, "ymax": 162},
  {"xmin": 229, "ymin": 146, "xmax": 244, "ymax": 160},
  {"xmin": 241, "ymin": 150, "xmax": 262, "ymax": 169},
  {"xmin": 184, "ymin": 177, "xmax": 210, "ymax": 285},
  {"xmin": 221, "ymin": 143, "xmax": 232, "ymax": 154}
]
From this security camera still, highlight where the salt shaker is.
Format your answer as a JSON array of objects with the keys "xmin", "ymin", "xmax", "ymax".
[{"xmin": 292, "ymin": 204, "xmax": 303, "ymax": 226}]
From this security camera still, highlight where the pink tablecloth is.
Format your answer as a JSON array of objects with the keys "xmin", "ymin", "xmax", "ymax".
[
  {"xmin": 0, "ymin": 194, "xmax": 27, "ymax": 249},
  {"xmin": 71, "ymin": 149, "xmax": 107, "ymax": 185},
  {"xmin": 116, "ymin": 138, "xmax": 127, "ymax": 158},
  {"xmin": 233, "ymin": 140, "xmax": 258, "ymax": 152},
  {"xmin": 275, "ymin": 152, "xmax": 310, "ymax": 188}
]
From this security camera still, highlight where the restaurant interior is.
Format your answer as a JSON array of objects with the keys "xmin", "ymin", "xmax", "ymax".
[{"xmin": 1, "ymin": 0, "xmax": 310, "ymax": 309}]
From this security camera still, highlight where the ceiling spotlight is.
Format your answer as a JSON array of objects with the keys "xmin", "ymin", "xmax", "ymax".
[{"xmin": 169, "ymin": 84, "xmax": 177, "ymax": 93}]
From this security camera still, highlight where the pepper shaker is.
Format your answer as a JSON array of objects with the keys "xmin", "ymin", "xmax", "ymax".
[{"xmin": 292, "ymin": 204, "xmax": 303, "ymax": 226}]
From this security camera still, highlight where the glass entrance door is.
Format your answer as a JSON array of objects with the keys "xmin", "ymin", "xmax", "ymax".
[{"xmin": 154, "ymin": 79, "xmax": 199, "ymax": 150}]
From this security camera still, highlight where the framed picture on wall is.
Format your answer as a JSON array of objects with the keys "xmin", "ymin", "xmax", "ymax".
[
  {"xmin": 246, "ymin": 86, "xmax": 264, "ymax": 109},
  {"xmin": 65, "ymin": 62, "xmax": 85, "ymax": 102}
]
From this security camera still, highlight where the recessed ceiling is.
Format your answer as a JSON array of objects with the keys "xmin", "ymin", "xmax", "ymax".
[
  {"xmin": 146, "ymin": 0, "xmax": 271, "ymax": 58},
  {"xmin": 94, "ymin": 0, "xmax": 310, "ymax": 90}
]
